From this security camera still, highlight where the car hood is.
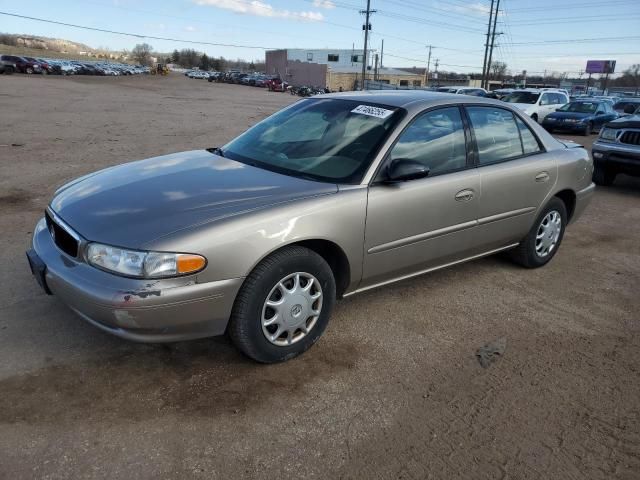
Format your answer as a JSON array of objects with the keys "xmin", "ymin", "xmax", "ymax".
[
  {"xmin": 50, "ymin": 150, "xmax": 338, "ymax": 248},
  {"xmin": 605, "ymin": 114, "xmax": 640, "ymax": 129},
  {"xmin": 545, "ymin": 111, "xmax": 592, "ymax": 120}
]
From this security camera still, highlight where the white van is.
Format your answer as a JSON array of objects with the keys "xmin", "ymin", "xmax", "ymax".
[{"xmin": 502, "ymin": 89, "xmax": 570, "ymax": 123}]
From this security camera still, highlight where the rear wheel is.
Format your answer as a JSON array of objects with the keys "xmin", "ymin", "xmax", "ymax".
[
  {"xmin": 509, "ymin": 197, "xmax": 567, "ymax": 268},
  {"xmin": 593, "ymin": 165, "xmax": 616, "ymax": 186},
  {"xmin": 228, "ymin": 246, "xmax": 336, "ymax": 363}
]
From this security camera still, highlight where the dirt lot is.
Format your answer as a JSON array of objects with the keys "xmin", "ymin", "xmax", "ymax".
[{"xmin": 1, "ymin": 73, "xmax": 639, "ymax": 480}]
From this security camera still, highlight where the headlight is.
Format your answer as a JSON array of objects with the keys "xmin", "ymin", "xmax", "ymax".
[
  {"xmin": 86, "ymin": 242, "xmax": 206, "ymax": 278},
  {"xmin": 600, "ymin": 128, "xmax": 618, "ymax": 141}
]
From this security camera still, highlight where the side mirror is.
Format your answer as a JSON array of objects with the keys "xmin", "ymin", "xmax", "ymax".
[
  {"xmin": 596, "ymin": 111, "xmax": 604, "ymax": 116},
  {"xmin": 555, "ymin": 108, "xmax": 562, "ymax": 112},
  {"xmin": 385, "ymin": 158, "xmax": 430, "ymax": 183}
]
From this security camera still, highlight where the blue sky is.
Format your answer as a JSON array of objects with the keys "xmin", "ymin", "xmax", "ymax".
[{"xmin": 0, "ymin": 0, "xmax": 639, "ymax": 75}]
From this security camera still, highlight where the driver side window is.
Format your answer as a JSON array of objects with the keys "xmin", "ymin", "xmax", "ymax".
[{"xmin": 388, "ymin": 107, "xmax": 467, "ymax": 176}]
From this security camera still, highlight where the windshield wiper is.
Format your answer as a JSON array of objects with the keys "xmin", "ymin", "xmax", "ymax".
[{"xmin": 207, "ymin": 146, "xmax": 225, "ymax": 157}]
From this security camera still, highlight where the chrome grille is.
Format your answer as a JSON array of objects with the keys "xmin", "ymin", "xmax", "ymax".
[{"xmin": 620, "ymin": 130, "xmax": 640, "ymax": 146}]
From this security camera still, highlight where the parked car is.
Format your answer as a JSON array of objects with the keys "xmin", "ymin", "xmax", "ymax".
[
  {"xmin": 0, "ymin": 55, "xmax": 41, "ymax": 74},
  {"xmin": 267, "ymin": 77, "xmax": 288, "ymax": 92},
  {"xmin": 592, "ymin": 105, "xmax": 640, "ymax": 185},
  {"xmin": 613, "ymin": 98, "xmax": 640, "ymax": 116},
  {"xmin": 502, "ymin": 89, "xmax": 570, "ymax": 123},
  {"xmin": 0, "ymin": 55, "xmax": 16, "ymax": 74},
  {"xmin": 23, "ymin": 57, "xmax": 51, "ymax": 74},
  {"xmin": 27, "ymin": 92, "xmax": 594, "ymax": 363},
  {"xmin": 542, "ymin": 100, "xmax": 619, "ymax": 135}
]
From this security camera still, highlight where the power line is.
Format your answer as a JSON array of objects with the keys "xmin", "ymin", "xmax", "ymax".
[{"xmin": 0, "ymin": 10, "xmax": 276, "ymax": 49}]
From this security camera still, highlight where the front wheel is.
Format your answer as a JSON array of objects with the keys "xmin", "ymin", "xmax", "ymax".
[
  {"xmin": 531, "ymin": 113, "xmax": 539, "ymax": 123},
  {"xmin": 228, "ymin": 246, "xmax": 336, "ymax": 363},
  {"xmin": 583, "ymin": 122, "xmax": 593, "ymax": 136},
  {"xmin": 509, "ymin": 197, "xmax": 567, "ymax": 268},
  {"xmin": 26, "ymin": 67, "xmax": 34, "ymax": 74}
]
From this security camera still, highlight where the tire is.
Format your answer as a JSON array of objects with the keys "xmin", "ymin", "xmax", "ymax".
[
  {"xmin": 228, "ymin": 246, "xmax": 336, "ymax": 363},
  {"xmin": 593, "ymin": 165, "xmax": 616, "ymax": 186},
  {"xmin": 509, "ymin": 197, "xmax": 567, "ymax": 268},
  {"xmin": 531, "ymin": 113, "xmax": 538, "ymax": 123},
  {"xmin": 41, "ymin": 69, "xmax": 48, "ymax": 75},
  {"xmin": 583, "ymin": 122, "xmax": 593, "ymax": 136},
  {"xmin": 26, "ymin": 67, "xmax": 34, "ymax": 74}
]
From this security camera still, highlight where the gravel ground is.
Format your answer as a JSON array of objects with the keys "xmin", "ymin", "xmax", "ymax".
[{"xmin": 1, "ymin": 73, "xmax": 639, "ymax": 480}]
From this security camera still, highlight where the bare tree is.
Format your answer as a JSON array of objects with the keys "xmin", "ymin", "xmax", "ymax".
[
  {"xmin": 489, "ymin": 61, "xmax": 507, "ymax": 80},
  {"xmin": 131, "ymin": 43, "xmax": 153, "ymax": 66},
  {"xmin": 625, "ymin": 64, "xmax": 640, "ymax": 94}
]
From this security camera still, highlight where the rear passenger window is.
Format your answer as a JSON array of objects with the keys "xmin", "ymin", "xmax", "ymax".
[
  {"xmin": 466, "ymin": 107, "xmax": 523, "ymax": 164},
  {"xmin": 515, "ymin": 116, "xmax": 542, "ymax": 155}
]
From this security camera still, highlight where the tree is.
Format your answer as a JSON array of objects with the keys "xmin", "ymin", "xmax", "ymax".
[
  {"xmin": 489, "ymin": 61, "xmax": 507, "ymax": 80},
  {"xmin": 171, "ymin": 49, "xmax": 180, "ymax": 64},
  {"xmin": 199, "ymin": 53, "xmax": 210, "ymax": 71},
  {"xmin": 624, "ymin": 64, "xmax": 640, "ymax": 94},
  {"xmin": 131, "ymin": 43, "xmax": 153, "ymax": 66}
]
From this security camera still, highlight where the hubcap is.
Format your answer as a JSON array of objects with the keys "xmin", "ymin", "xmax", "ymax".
[
  {"xmin": 261, "ymin": 272, "xmax": 323, "ymax": 346},
  {"xmin": 535, "ymin": 210, "xmax": 562, "ymax": 258}
]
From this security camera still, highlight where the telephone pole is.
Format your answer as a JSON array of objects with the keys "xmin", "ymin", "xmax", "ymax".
[
  {"xmin": 434, "ymin": 58, "xmax": 439, "ymax": 86},
  {"xmin": 360, "ymin": 0, "xmax": 375, "ymax": 90},
  {"xmin": 484, "ymin": 0, "xmax": 501, "ymax": 90},
  {"xmin": 424, "ymin": 45, "xmax": 432, "ymax": 87},
  {"xmin": 481, "ymin": 0, "xmax": 495, "ymax": 90}
]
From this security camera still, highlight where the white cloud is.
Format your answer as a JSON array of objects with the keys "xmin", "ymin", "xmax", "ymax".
[
  {"xmin": 194, "ymin": 0, "xmax": 325, "ymax": 21},
  {"xmin": 313, "ymin": 0, "xmax": 335, "ymax": 8},
  {"xmin": 436, "ymin": 1, "xmax": 496, "ymax": 17},
  {"xmin": 185, "ymin": 25, "xmax": 197, "ymax": 32}
]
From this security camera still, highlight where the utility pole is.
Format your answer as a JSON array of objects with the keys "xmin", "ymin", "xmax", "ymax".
[
  {"xmin": 359, "ymin": 0, "xmax": 375, "ymax": 90},
  {"xmin": 374, "ymin": 53, "xmax": 379, "ymax": 81},
  {"xmin": 434, "ymin": 58, "xmax": 440, "ymax": 87},
  {"xmin": 424, "ymin": 45, "xmax": 432, "ymax": 87},
  {"xmin": 380, "ymin": 39, "xmax": 384, "ymax": 69},
  {"xmin": 485, "ymin": 0, "xmax": 501, "ymax": 90},
  {"xmin": 481, "ymin": 0, "xmax": 495, "ymax": 90}
]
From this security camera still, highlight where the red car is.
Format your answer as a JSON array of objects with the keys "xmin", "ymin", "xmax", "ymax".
[
  {"xmin": 267, "ymin": 77, "xmax": 288, "ymax": 92},
  {"xmin": 0, "ymin": 55, "xmax": 42, "ymax": 74},
  {"xmin": 24, "ymin": 57, "xmax": 52, "ymax": 74}
]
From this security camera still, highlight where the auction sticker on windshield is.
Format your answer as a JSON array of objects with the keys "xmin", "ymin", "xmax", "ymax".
[{"xmin": 351, "ymin": 105, "xmax": 395, "ymax": 119}]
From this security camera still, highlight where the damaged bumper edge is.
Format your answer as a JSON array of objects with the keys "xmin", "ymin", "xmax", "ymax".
[{"xmin": 31, "ymin": 218, "xmax": 243, "ymax": 342}]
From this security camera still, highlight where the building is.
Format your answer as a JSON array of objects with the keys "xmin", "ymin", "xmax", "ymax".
[{"xmin": 265, "ymin": 48, "xmax": 423, "ymax": 91}]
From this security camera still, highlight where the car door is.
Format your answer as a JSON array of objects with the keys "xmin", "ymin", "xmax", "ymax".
[
  {"xmin": 361, "ymin": 106, "xmax": 480, "ymax": 290},
  {"xmin": 538, "ymin": 93, "xmax": 555, "ymax": 121},
  {"xmin": 464, "ymin": 105, "xmax": 558, "ymax": 250}
]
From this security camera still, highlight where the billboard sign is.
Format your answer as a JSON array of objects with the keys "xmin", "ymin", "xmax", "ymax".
[{"xmin": 586, "ymin": 60, "xmax": 616, "ymax": 74}]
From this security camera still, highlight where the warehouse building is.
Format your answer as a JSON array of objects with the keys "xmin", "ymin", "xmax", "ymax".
[{"xmin": 265, "ymin": 48, "xmax": 423, "ymax": 91}]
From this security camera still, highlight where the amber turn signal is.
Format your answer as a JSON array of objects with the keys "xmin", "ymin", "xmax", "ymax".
[{"xmin": 176, "ymin": 254, "xmax": 207, "ymax": 274}]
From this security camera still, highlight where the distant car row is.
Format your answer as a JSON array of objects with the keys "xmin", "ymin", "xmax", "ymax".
[{"xmin": 0, "ymin": 55, "xmax": 150, "ymax": 75}]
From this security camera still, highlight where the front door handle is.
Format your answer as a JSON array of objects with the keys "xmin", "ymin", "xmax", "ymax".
[
  {"xmin": 455, "ymin": 189, "xmax": 475, "ymax": 202},
  {"xmin": 535, "ymin": 171, "xmax": 550, "ymax": 182}
]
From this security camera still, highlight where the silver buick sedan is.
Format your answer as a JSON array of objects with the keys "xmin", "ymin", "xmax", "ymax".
[{"xmin": 27, "ymin": 91, "xmax": 595, "ymax": 363}]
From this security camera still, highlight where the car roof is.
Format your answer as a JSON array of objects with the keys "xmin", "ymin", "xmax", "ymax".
[{"xmin": 317, "ymin": 90, "xmax": 498, "ymax": 108}]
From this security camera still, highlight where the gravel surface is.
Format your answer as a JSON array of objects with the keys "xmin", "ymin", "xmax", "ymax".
[{"xmin": 1, "ymin": 74, "xmax": 639, "ymax": 480}]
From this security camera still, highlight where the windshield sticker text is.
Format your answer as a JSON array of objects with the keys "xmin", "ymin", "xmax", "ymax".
[{"xmin": 351, "ymin": 105, "xmax": 395, "ymax": 119}]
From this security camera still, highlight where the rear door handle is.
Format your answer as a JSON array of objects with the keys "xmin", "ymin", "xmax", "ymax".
[
  {"xmin": 535, "ymin": 171, "xmax": 550, "ymax": 182},
  {"xmin": 455, "ymin": 189, "xmax": 475, "ymax": 202}
]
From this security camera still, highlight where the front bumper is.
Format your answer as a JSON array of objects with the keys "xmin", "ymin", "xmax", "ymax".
[
  {"xmin": 543, "ymin": 120, "xmax": 588, "ymax": 132},
  {"xmin": 30, "ymin": 218, "xmax": 243, "ymax": 342},
  {"xmin": 592, "ymin": 141, "xmax": 640, "ymax": 176}
]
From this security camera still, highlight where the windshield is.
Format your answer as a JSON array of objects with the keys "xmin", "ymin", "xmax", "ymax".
[
  {"xmin": 222, "ymin": 98, "xmax": 403, "ymax": 183},
  {"xmin": 503, "ymin": 91, "xmax": 540, "ymax": 104},
  {"xmin": 559, "ymin": 102, "xmax": 598, "ymax": 113}
]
